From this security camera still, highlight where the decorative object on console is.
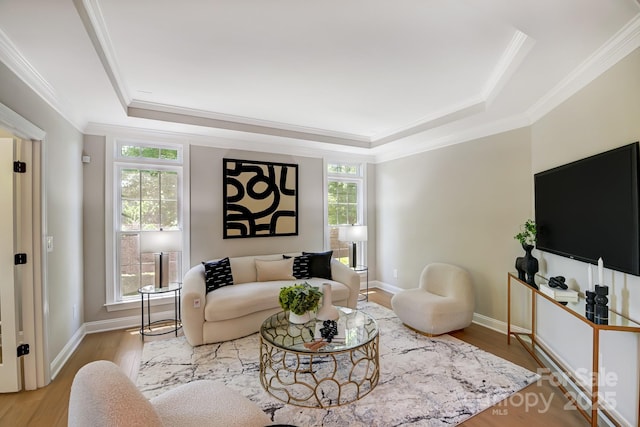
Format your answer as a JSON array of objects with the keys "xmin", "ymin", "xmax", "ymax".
[
  {"xmin": 594, "ymin": 285, "xmax": 609, "ymax": 325},
  {"xmin": 548, "ymin": 276, "xmax": 568, "ymax": 289},
  {"xmin": 223, "ymin": 158, "xmax": 298, "ymax": 239},
  {"xmin": 338, "ymin": 225, "xmax": 368, "ymax": 268},
  {"xmin": 316, "ymin": 283, "xmax": 339, "ymax": 321},
  {"xmin": 140, "ymin": 230, "xmax": 182, "ymax": 288},
  {"xmin": 278, "ymin": 282, "xmax": 323, "ymax": 324},
  {"xmin": 539, "ymin": 283, "xmax": 578, "ymax": 304},
  {"xmin": 515, "ymin": 244, "xmax": 539, "ymax": 289},
  {"xmin": 585, "ymin": 290, "xmax": 596, "ymax": 322},
  {"xmin": 514, "ymin": 219, "xmax": 538, "ymax": 288},
  {"xmin": 585, "ymin": 263, "xmax": 596, "ymax": 320}
]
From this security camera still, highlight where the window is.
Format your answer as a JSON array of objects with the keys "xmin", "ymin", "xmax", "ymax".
[
  {"xmin": 112, "ymin": 141, "xmax": 184, "ymax": 301},
  {"xmin": 326, "ymin": 162, "xmax": 365, "ymax": 265}
]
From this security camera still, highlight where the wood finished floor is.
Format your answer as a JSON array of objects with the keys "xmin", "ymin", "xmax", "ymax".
[{"xmin": 0, "ymin": 289, "xmax": 587, "ymax": 426}]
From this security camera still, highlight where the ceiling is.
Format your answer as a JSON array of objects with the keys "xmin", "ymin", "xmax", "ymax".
[{"xmin": 0, "ymin": 1, "xmax": 639, "ymax": 161}]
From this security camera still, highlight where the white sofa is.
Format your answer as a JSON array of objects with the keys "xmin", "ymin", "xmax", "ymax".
[{"xmin": 181, "ymin": 253, "xmax": 361, "ymax": 346}]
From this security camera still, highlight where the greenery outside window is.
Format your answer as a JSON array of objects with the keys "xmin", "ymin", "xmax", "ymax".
[{"xmin": 326, "ymin": 162, "xmax": 365, "ymax": 265}]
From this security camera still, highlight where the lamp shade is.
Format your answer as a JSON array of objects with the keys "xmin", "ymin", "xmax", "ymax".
[
  {"xmin": 338, "ymin": 225, "xmax": 368, "ymax": 242},
  {"xmin": 139, "ymin": 230, "xmax": 182, "ymax": 253}
]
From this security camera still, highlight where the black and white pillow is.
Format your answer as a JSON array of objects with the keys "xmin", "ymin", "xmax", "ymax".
[
  {"xmin": 202, "ymin": 257, "xmax": 234, "ymax": 293},
  {"xmin": 302, "ymin": 250, "xmax": 333, "ymax": 280},
  {"xmin": 283, "ymin": 254, "xmax": 311, "ymax": 279}
]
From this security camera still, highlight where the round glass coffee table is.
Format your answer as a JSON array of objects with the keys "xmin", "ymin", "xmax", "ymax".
[{"xmin": 259, "ymin": 306, "xmax": 379, "ymax": 408}]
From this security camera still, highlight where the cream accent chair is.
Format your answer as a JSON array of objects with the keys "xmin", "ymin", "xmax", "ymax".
[
  {"xmin": 391, "ymin": 263, "xmax": 474, "ymax": 336},
  {"xmin": 68, "ymin": 360, "xmax": 272, "ymax": 427}
]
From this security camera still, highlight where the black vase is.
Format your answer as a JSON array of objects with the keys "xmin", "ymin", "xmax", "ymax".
[{"xmin": 515, "ymin": 243, "xmax": 539, "ymax": 289}]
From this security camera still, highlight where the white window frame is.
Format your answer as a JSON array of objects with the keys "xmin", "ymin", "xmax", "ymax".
[
  {"xmin": 324, "ymin": 160, "xmax": 367, "ymax": 265},
  {"xmin": 105, "ymin": 137, "xmax": 190, "ymax": 310}
]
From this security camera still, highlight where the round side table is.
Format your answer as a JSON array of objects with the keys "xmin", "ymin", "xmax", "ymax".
[
  {"xmin": 138, "ymin": 282, "xmax": 182, "ymax": 340},
  {"xmin": 352, "ymin": 265, "xmax": 369, "ymax": 301}
]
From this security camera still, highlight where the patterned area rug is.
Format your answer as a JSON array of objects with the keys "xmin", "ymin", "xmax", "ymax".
[{"xmin": 137, "ymin": 302, "xmax": 538, "ymax": 426}]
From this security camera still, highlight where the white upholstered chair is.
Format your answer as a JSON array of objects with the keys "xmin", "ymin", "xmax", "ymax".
[
  {"xmin": 68, "ymin": 360, "xmax": 272, "ymax": 427},
  {"xmin": 391, "ymin": 262, "xmax": 474, "ymax": 336}
]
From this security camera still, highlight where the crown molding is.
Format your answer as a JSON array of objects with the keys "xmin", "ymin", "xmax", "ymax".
[
  {"xmin": 74, "ymin": 0, "xmax": 130, "ymax": 111},
  {"xmin": 0, "ymin": 28, "xmax": 83, "ymax": 133},
  {"xmin": 370, "ymin": 99, "xmax": 486, "ymax": 147},
  {"xmin": 84, "ymin": 121, "xmax": 376, "ymax": 162},
  {"xmin": 482, "ymin": 30, "xmax": 536, "ymax": 106},
  {"xmin": 527, "ymin": 13, "xmax": 640, "ymax": 123},
  {"xmin": 127, "ymin": 101, "xmax": 372, "ymax": 148},
  {"xmin": 372, "ymin": 113, "xmax": 531, "ymax": 164}
]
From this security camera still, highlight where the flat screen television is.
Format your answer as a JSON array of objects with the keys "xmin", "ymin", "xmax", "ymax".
[{"xmin": 534, "ymin": 142, "xmax": 640, "ymax": 276}]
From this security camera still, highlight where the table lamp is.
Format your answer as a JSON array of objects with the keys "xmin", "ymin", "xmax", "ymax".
[
  {"xmin": 140, "ymin": 230, "xmax": 182, "ymax": 288},
  {"xmin": 338, "ymin": 225, "xmax": 368, "ymax": 268}
]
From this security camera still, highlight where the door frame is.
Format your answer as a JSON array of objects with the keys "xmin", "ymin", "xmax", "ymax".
[
  {"xmin": 0, "ymin": 102, "xmax": 49, "ymax": 389},
  {"xmin": 0, "ymin": 137, "xmax": 20, "ymax": 392}
]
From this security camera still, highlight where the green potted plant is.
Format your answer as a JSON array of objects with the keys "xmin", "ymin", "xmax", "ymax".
[
  {"xmin": 514, "ymin": 219, "xmax": 537, "ymax": 247},
  {"xmin": 279, "ymin": 282, "xmax": 323, "ymax": 324}
]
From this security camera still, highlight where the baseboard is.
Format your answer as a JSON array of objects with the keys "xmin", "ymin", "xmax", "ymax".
[
  {"xmin": 50, "ymin": 309, "xmax": 176, "ymax": 379},
  {"xmin": 84, "ymin": 309, "xmax": 176, "ymax": 334},
  {"xmin": 471, "ymin": 312, "xmax": 530, "ymax": 335},
  {"xmin": 368, "ymin": 280, "xmax": 403, "ymax": 295},
  {"xmin": 534, "ymin": 335, "xmax": 631, "ymax": 427},
  {"xmin": 49, "ymin": 324, "xmax": 85, "ymax": 380},
  {"xmin": 371, "ymin": 281, "xmax": 532, "ymax": 336}
]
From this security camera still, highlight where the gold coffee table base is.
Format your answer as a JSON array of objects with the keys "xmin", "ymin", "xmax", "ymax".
[{"xmin": 259, "ymin": 334, "xmax": 380, "ymax": 408}]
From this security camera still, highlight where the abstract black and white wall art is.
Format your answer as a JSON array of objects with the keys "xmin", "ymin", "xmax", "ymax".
[{"xmin": 223, "ymin": 159, "xmax": 298, "ymax": 238}]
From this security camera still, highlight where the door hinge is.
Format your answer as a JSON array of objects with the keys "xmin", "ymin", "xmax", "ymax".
[
  {"xmin": 13, "ymin": 161, "xmax": 26, "ymax": 173},
  {"xmin": 14, "ymin": 253, "xmax": 27, "ymax": 265},
  {"xmin": 17, "ymin": 344, "xmax": 30, "ymax": 357}
]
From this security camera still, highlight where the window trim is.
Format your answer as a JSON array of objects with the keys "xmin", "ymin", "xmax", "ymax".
[{"xmin": 105, "ymin": 136, "xmax": 190, "ymax": 309}]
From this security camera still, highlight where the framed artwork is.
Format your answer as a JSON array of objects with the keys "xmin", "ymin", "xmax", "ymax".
[{"xmin": 223, "ymin": 158, "xmax": 298, "ymax": 238}]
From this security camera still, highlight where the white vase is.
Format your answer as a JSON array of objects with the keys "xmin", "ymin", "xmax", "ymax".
[
  {"xmin": 289, "ymin": 311, "xmax": 311, "ymax": 324},
  {"xmin": 316, "ymin": 283, "xmax": 339, "ymax": 321}
]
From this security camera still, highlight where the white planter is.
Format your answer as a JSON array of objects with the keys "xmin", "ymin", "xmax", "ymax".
[{"xmin": 289, "ymin": 311, "xmax": 312, "ymax": 324}]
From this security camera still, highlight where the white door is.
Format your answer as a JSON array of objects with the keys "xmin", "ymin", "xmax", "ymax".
[{"xmin": 0, "ymin": 137, "xmax": 21, "ymax": 392}]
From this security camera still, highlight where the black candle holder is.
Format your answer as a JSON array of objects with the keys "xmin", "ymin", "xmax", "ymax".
[
  {"xmin": 594, "ymin": 285, "xmax": 609, "ymax": 325},
  {"xmin": 585, "ymin": 290, "xmax": 596, "ymax": 322}
]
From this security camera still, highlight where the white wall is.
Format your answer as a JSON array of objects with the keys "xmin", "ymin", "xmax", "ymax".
[
  {"xmin": 0, "ymin": 61, "xmax": 84, "ymax": 373},
  {"xmin": 531, "ymin": 47, "xmax": 640, "ymax": 426},
  {"xmin": 82, "ymin": 135, "xmax": 113, "ymax": 323},
  {"xmin": 375, "ymin": 127, "xmax": 532, "ymax": 323}
]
